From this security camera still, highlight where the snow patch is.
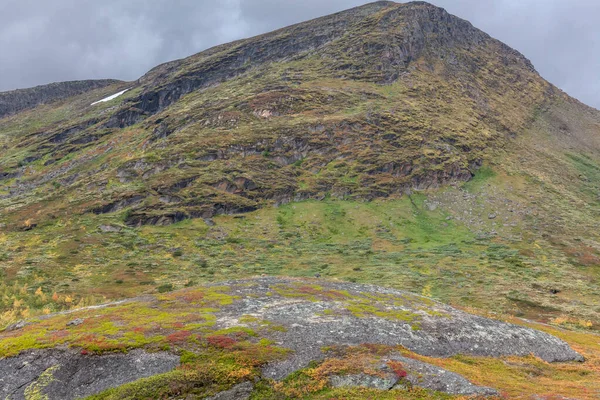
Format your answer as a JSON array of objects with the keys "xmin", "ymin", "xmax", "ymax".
[{"xmin": 91, "ymin": 89, "xmax": 129, "ymax": 106}]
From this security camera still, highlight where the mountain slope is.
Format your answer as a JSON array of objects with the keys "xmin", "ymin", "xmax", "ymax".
[
  {"xmin": 0, "ymin": 0, "xmax": 599, "ymax": 320},
  {"xmin": 0, "ymin": 79, "xmax": 122, "ymax": 119},
  {"xmin": 0, "ymin": 1, "xmax": 557, "ymax": 228}
]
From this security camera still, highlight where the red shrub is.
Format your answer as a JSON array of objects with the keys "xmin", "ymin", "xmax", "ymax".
[
  {"xmin": 182, "ymin": 291, "xmax": 205, "ymax": 303},
  {"xmin": 207, "ymin": 335, "xmax": 237, "ymax": 349},
  {"xmin": 387, "ymin": 361, "xmax": 408, "ymax": 379},
  {"xmin": 297, "ymin": 285, "xmax": 347, "ymax": 300},
  {"xmin": 166, "ymin": 330, "xmax": 192, "ymax": 344},
  {"xmin": 48, "ymin": 329, "xmax": 70, "ymax": 341}
]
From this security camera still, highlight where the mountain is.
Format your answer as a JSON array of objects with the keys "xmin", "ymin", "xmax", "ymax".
[
  {"xmin": 0, "ymin": 79, "xmax": 122, "ymax": 119},
  {"xmin": 1, "ymin": 1, "xmax": 600, "ymax": 398},
  {"xmin": 0, "ymin": 0, "xmax": 561, "ymax": 226}
]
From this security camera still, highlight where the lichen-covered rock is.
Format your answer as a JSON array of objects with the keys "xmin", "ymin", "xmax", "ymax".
[
  {"xmin": 0, "ymin": 277, "xmax": 585, "ymax": 398},
  {"xmin": 329, "ymin": 373, "xmax": 398, "ymax": 390},
  {"xmin": 327, "ymin": 354, "xmax": 498, "ymax": 396},
  {"xmin": 386, "ymin": 355, "xmax": 499, "ymax": 396},
  {"xmin": 206, "ymin": 382, "xmax": 254, "ymax": 400},
  {"xmin": 209, "ymin": 278, "xmax": 583, "ymax": 379},
  {"xmin": 0, "ymin": 349, "xmax": 179, "ymax": 400}
]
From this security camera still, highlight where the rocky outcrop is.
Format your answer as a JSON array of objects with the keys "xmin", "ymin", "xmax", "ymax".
[
  {"xmin": 0, "ymin": 278, "xmax": 585, "ymax": 399},
  {"xmin": 92, "ymin": 195, "xmax": 144, "ymax": 214},
  {"xmin": 215, "ymin": 278, "xmax": 583, "ymax": 380},
  {"xmin": 0, "ymin": 80, "xmax": 121, "ymax": 119},
  {"xmin": 206, "ymin": 382, "xmax": 254, "ymax": 400},
  {"xmin": 328, "ymin": 356, "xmax": 499, "ymax": 396},
  {"xmin": 389, "ymin": 355, "xmax": 499, "ymax": 395},
  {"xmin": 0, "ymin": 349, "xmax": 179, "ymax": 400}
]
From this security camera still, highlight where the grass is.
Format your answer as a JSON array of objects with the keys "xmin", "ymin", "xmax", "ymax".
[{"xmin": 0, "ymin": 190, "xmax": 599, "ymax": 331}]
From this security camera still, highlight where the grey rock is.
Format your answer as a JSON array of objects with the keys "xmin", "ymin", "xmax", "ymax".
[
  {"xmin": 204, "ymin": 218, "xmax": 216, "ymax": 226},
  {"xmin": 327, "ymin": 355, "xmax": 497, "ymax": 396},
  {"xmin": 206, "ymin": 382, "xmax": 254, "ymax": 400},
  {"xmin": 205, "ymin": 278, "xmax": 583, "ymax": 380},
  {"xmin": 0, "ymin": 278, "xmax": 583, "ymax": 398},
  {"xmin": 387, "ymin": 355, "xmax": 498, "ymax": 396},
  {"xmin": 330, "ymin": 373, "xmax": 398, "ymax": 390},
  {"xmin": 4, "ymin": 320, "xmax": 28, "ymax": 332},
  {"xmin": 99, "ymin": 224, "xmax": 122, "ymax": 233},
  {"xmin": 426, "ymin": 202, "xmax": 438, "ymax": 211},
  {"xmin": 0, "ymin": 349, "xmax": 179, "ymax": 400},
  {"xmin": 66, "ymin": 318, "xmax": 84, "ymax": 327}
]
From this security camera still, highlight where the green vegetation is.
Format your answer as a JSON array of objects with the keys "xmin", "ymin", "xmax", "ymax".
[{"xmin": 25, "ymin": 365, "xmax": 60, "ymax": 400}]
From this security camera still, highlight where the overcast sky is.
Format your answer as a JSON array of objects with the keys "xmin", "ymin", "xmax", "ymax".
[{"xmin": 0, "ymin": 0, "xmax": 598, "ymax": 108}]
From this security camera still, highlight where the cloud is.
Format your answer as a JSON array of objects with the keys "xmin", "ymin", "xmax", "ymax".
[
  {"xmin": 0, "ymin": 0, "xmax": 598, "ymax": 108},
  {"xmin": 431, "ymin": 0, "xmax": 600, "ymax": 108}
]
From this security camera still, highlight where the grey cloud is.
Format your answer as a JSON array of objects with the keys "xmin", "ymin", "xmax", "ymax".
[
  {"xmin": 0, "ymin": 0, "xmax": 598, "ymax": 108},
  {"xmin": 432, "ymin": 0, "xmax": 600, "ymax": 108}
]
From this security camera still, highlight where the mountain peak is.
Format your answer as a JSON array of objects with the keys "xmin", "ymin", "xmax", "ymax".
[{"xmin": 113, "ymin": 0, "xmax": 535, "ymax": 129}]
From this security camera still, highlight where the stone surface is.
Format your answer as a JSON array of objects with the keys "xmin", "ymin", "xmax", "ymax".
[
  {"xmin": 66, "ymin": 318, "xmax": 84, "ymax": 327},
  {"xmin": 387, "ymin": 355, "xmax": 499, "ymax": 396},
  {"xmin": 328, "ymin": 355, "xmax": 498, "ymax": 396},
  {"xmin": 208, "ymin": 278, "xmax": 583, "ymax": 380},
  {"xmin": 0, "ymin": 349, "xmax": 179, "ymax": 400},
  {"xmin": 330, "ymin": 373, "xmax": 398, "ymax": 390},
  {"xmin": 0, "ymin": 277, "xmax": 584, "ymax": 398},
  {"xmin": 99, "ymin": 224, "xmax": 122, "ymax": 233},
  {"xmin": 206, "ymin": 382, "xmax": 254, "ymax": 400}
]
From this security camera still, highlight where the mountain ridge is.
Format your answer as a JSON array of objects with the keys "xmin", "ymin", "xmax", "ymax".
[{"xmin": 0, "ymin": 79, "xmax": 123, "ymax": 119}]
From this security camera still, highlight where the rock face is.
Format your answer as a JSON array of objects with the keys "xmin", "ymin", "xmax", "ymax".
[
  {"xmin": 0, "ymin": 80, "xmax": 122, "ymax": 118},
  {"xmin": 206, "ymin": 382, "xmax": 254, "ymax": 400},
  {"xmin": 387, "ymin": 354, "xmax": 499, "ymax": 395},
  {"xmin": 213, "ymin": 278, "xmax": 583, "ymax": 380},
  {"xmin": 109, "ymin": 1, "xmax": 531, "ymax": 128},
  {"xmin": 0, "ymin": 349, "xmax": 179, "ymax": 400}
]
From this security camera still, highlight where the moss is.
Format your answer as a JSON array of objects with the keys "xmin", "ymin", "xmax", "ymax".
[
  {"xmin": 345, "ymin": 301, "xmax": 421, "ymax": 329},
  {"xmin": 84, "ymin": 360, "xmax": 249, "ymax": 400},
  {"xmin": 25, "ymin": 365, "xmax": 60, "ymax": 400},
  {"xmin": 211, "ymin": 327, "xmax": 257, "ymax": 337}
]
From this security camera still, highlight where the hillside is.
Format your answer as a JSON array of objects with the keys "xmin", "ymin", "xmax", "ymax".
[
  {"xmin": 1, "ymin": 1, "xmax": 600, "ymax": 398},
  {"xmin": 0, "ymin": 80, "xmax": 122, "ymax": 119}
]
